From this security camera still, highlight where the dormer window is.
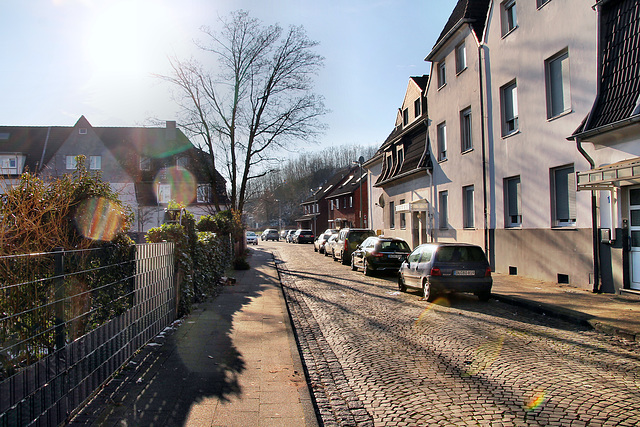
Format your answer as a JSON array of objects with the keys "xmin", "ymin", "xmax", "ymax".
[
  {"xmin": 396, "ymin": 147, "xmax": 404, "ymax": 172},
  {"xmin": 402, "ymin": 108, "xmax": 409, "ymax": 126},
  {"xmin": 140, "ymin": 157, "xmax": 151, "ymax": 171},
  {"xmin": 414, "ymin": 98, "xmax": 421, "ymax": 118},
  {"xmin": 79, "ymin": 128, "xmax": 87, "ymax": 135}
]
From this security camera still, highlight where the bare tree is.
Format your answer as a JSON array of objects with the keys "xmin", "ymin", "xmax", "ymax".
[{"xmin": 159, "ymin": 10, "xmax": 326, "ymax": 214}]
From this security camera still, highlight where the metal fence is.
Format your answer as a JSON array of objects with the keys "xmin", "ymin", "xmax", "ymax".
[{"xmin": 0, "ymin": 242, "xmax": 175, "ymax": 426}]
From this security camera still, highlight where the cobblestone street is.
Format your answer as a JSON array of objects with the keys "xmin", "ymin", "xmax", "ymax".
[{"xmin": 263, "ymin": 240, "xmax": 640, "ymax": 426}]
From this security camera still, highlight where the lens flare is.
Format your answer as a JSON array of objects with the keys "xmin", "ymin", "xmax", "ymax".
[
  {"xmin": 154, "ymin": 167, "xmax": 197, "ymax": 205},
  {"xmin": 74, "ymin": 198, "xmax": 124, "ymax": 241},
  {"xmin": 464, "ymin": 335, "xmax": 504, "ymax": 376},
  {"xmin": 525, "ymin": 390, "xmax": 546, "ymax": 412},
  {"xmin": 414, "ymin": 297, "xmax": 450, "ymax": 326}
]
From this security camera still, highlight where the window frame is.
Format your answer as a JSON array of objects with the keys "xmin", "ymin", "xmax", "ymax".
[
  {"xmin": 550, "ymin": 165, "xmax": 576, "ymax": 227},
  {"xmin": 455, "ymin": 42, "xmax": 467, "ymax": 74},
  {"xmin": 501, "ymin": 80, "xmax": 519, "ymax": 137},
  {"xmin": 89, "ymin": 155, "xmax": 101, "ymax": 170},
  {"xmin": 545, "ymin": 49, "xmax": 571, "ymax": 119},
  {"xmin": 437, "ymin": 61, "xmax": 447, "ymax": 89},
  {"xmin": 140, "ymin": 157, "xmax": 151, "ymax": 171},
  {"xmin": 501, "ymin": 0, "xmax": 518, "ymax": 37},
  {"xmin": 399, "ymin": 199, "xmax": 406, "ymax": 229},
  {"xmin": 414, "ymin": 98, "xmax": 421, "ymax": 118},
  {"xmin": 460, "ymin": 107, "xmax": 473, "ymax": 152},
  {"xmin": 463, "ymin": 185, "xmax": 475, "ymax": 229},
  {"xmin": 389, "ymin": 201, "xmax": 395, "ymax": 229},
  {"xmin": 66, "ymin": 155, "xmax": 78, "ymax": 170},
  {"xmin": 439, "ymin": 191, "xmax": 448, "ymax": 229},
  {"xmin": 157, "ymin": 184, "xmax": 171, "ymax": 204},
  {"xmin": 197, "ymin": 184, "xmax": 211, "ymax": 203},
  {"xmin": 437, "ymin": 121, "xmax": 447, "ymax": 162},
  {"xmin": 402, "ymin": 108, "xmax": 409, "ymax": 126},
  {"xmin": 537, "ymin": 0, "xmax": 551, "ymax": 8},
  {"xmin": 504, "ymin": 176, "xmax": 522, "ymax": 227}
]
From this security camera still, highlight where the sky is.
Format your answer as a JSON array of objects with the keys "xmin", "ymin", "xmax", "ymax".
[{"xmin": 0, "ymin": 0, "xmax": 457, "ymax": 154}]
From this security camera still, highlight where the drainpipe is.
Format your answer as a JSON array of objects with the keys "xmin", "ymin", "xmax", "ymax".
[
  {"xmin": 424, "ymin": 120, "xmax": 435, "ymax": 242},
  {"xmin": 577, "ymin": 137, "xmax": 600, "ymax": 293},
  {"xmin": 478, "ymin": 43, "xmax": 489, "ymax": 259}
]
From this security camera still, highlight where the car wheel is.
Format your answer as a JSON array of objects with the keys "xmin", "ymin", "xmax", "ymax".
[
  {"xmin": 332, "ymin": 250, "xmax": 339, "ymax": 262},
  {"xmin": 421, "ymin": 278, "xmax": 432, "ymax": 301},
  {"xmin": 398, "ymin": 274, "xmax": 407, "ymax": 292},
  {"xmin": 351, "ymin": 257, "xmax": 357, "ymax": 271},
  {"xmin": 364, "ymin": 260, "xmax": 373, "ymax": 276},
  {"xmin": 477, "ymin": 291, "xmax": 491, "ymax": 302},
  {"xmin": 341, "ymin": 252, "xmax": 349, "ymax": 266},
  {"xmin": 314, "ymin": 246, "xmax": 318, "ymax": 252}
]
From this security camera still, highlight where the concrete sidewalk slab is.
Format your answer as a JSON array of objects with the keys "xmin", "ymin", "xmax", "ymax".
[
  {"xmin": 69, "ymin": 247, "xmax": 317, "ymax": 427},
  {"xmin": 492, "ymin": 273, "xmax": 640, "ymax": 342}
]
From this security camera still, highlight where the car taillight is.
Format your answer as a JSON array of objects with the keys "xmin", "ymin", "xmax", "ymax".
[
  {"xmin": 371, "ymin": 251, "xmax": 383, "ymax": 257},
  {"xmin": 485, "ymin": 267, "xmax": 492, "ymax": 277},
  {"xmin": 344, "ymin": 239, "xmax": 349, "ymax": 250},
  {"xmin": 430, "ymin": 267, "xmax": 442, "ymax": 276}
]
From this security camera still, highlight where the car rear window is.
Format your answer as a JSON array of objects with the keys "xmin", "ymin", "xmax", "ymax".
[
  {"xmin": 436, "ymin": 246, "xmax": 486, "ymax": 262},
  {"xmin": 301, "ymin": 231, "xmax": 313, "ymax": 235},
  {"xmin": 380, "ymin": 241, "xmax": 410, "ymax": 251},
  {"xmin": 348, "ymin": 231, "xmax": 375, "ymax": 242}
]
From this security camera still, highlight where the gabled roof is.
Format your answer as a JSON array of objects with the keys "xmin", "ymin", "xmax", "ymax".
[
  {"xmin": 571, "ymin": 0, "xmax": 640, "ymax": 138},
  {"xmin": 410, "ymin": 75, "xmax": 429, "ymax": 92},
  {"xmin": 301, "ymin": 165, "xmax": 366, "ymax": 205},
  {"xmin": 0, "ymin": 117, "xmax": 228, "ymax": 204},
  {"xmin": 0, "ymin": 126, "xmax": 71, "ymax": 173},
  {"xmin": 426, "ymin": 0, "xmax": 491, "ymax": 60}
]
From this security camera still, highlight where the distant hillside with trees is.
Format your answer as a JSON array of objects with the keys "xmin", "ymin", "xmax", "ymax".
[{"xmin": 245, "ymin": 144, "xmax": 378, "ymax": 229}]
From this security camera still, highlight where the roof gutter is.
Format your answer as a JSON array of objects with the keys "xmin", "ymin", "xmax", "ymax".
[{"xmin": 568, "ymin": 114, "xmax": 640, "ymax": 141}]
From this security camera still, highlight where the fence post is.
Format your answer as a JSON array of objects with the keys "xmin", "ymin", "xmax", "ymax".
[{"xmin": 54, "ymin": 247, "xmax": 65, "ymax": 351}]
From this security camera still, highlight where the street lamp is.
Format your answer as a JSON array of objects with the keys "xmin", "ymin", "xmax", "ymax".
[
  {"xmin": 275, "ymin": 199, "xmax": 281, "ymax": 233},
  {"xmin": 352, "ymin": 156, "xmax": 365, "ymax": 228}
]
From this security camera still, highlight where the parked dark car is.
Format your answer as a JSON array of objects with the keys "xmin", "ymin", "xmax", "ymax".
[
  {"xmin": 351, "ymin": 236, "xmax": 411, "ymax": 275},
  {"xmin": 332, "ymin": 228, "xmax": 377, "ymax": 265},
  {"xmin": 293, "ymin": 229, "xmax": 315, "ymax": 244},
  {"xmin": 262, "ymin": 229, "xmax": 279, "ymax": 241},
  {"xmin": 398, "ymin": 243, "xmax": 492, "ymax": 301},
  {"xmin": 314, "ymin": 231, "xmax": 337, "ymax": 253}
]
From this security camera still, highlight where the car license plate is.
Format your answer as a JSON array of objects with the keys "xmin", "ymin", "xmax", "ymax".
[
  {"xmin": 388, "ymin": 254, "xmax": 402, "ymax": 259},
  {"xmin": 454, "ymin": 270, "xmax": 475, "ymax": 276}
]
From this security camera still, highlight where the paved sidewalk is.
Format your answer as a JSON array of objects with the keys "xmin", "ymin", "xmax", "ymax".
[
  {"xmin": 70, "ymin": 247, "xmax": 317, "ymax": 426},
  {"xmin": 492, "ymin": 272, "xmax": 640, "ymax": 341}
]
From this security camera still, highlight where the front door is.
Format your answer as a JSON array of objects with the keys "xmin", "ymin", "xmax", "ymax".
[{"xmin": 630, "ymin": 187, "xmax": 640, "ymax": 290}]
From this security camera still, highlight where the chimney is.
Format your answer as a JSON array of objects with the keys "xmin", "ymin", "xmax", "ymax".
[{"xmin": 166, "ymin": 121, "xmax": 177, "ymax": 140}]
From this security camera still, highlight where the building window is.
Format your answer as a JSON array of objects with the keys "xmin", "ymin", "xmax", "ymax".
[
  {"xmin": 397, "ymin": 147, "xmax": 404, "ymax": 171},
  {"xmin": 438, "ymin": 61, "xmax": 446, "ymax": 88},
  {"xmin": 330, "ymin": 200, "xmax": 334, "ymax": 210},
  {"xmin": 505, "ymin": 176, "xmax": 522, "ymax": 227},
  {"xmin": 176, "ymin": 156, "xmax": 189, "ymax": 168},
  {"xmin": 460, "ymin": 107, "xmax": 472, "ymax": 152},
  {"xmin": 456, "ymin": 42, "xmax": 467, "ymax": 74},
  {"xmin": 89, "ymin": 155, "xmax": 101, "ymax": 170},
  {"xmin": 437, "ymin": 122, "xmax": 447, "ymax": 161},
  {"xmin": 501, "ymin": 0, "xmax": 517, "ymax": 36},
  {"xmin": 551, "ymin": 165, "xmax": 576, "ymax": 227},
  {"xmin": 501, "ymin": 80, "xmax": 518, "ymax": 136},
  {"xmin": 546, "ymin": 50, "xmax": 571, "ymax": 119},
  {"xmin": 389, "ymin": 201, "xmax": 395, "ymax": 229},
  {"xmin": 537, "ymin": 0, "xmax": 551, "ymax": 8},
  {"xmin": 140, "ymin": 157, "xmax": 151, "ymax": 171},
  {"xmin": 400, "ymin": 199, "xmax": 406, "ymax": 229},
  {"xmin": 414, "ymin": 98, "xmax": 421, "ymax": 117},
  {"xmin": 157, "ymin": 184, "xmax": 171, "ymax": 204},
  {"xmin": 463, "ymin": 186, "xmax": 475, "ymax": 228},
  {"xmin": 350, "ymin": 196, "xmax": 353, "ymax": 208},
  {"xmin": 439, "ymin": 191, "xmax": 448, "ymax": 229},
  {"xmin": 386, "ymin": 154, "xmax": 393, "ymax": 174},
  {"xmin": 197, "ymin": 184, "xmax": 211, "ymax": 203},
  {"xmin": 78, "ymin": 128, "xmax": 87, "ymax": 135},
  {"xmin": 403, "ymin": 108, "xmax": 409, "ymax": 126},
  {"xmin": 66, "ymin": 155, "xmax": 78, "ymax": 170}
]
